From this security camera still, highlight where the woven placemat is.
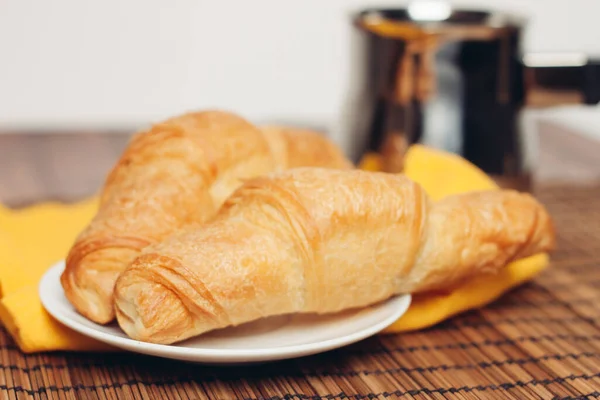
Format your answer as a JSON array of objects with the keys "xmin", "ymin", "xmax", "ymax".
[{"xmin": 2, "ymin": 184, "xmax": 600, "ymax": 400}]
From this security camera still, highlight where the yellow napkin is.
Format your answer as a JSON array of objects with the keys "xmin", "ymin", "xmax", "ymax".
[
  {"xmin": 0, "ymin": 144, "xmax": 549, "ymax": 352},
  {"xmin": 359, "ymin": 144, "xmax": 549, "ymax": 332},
  {"xmin": 0, "ymin": 197, "xmax": 111, "ymax": 352}
]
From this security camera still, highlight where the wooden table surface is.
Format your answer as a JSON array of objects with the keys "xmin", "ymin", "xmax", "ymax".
[
  {"xmin": 1, "ymin": 121, "xmax": 600, "ymax": 207},
  {"xmin": 1, "ymin": 123, "xmax": 600, "ymax": 399}
]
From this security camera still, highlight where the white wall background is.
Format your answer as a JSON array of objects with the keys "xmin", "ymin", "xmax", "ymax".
[{"xmin": 0, "ymin": 0, "xmax": 598, "ymax": 148}]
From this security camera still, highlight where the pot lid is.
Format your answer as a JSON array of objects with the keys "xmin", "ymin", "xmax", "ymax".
[{"xmin": 356, "ymin": 2, "xmax": 526, "ymax": 40}]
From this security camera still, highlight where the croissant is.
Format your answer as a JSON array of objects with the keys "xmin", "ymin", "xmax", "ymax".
[
  {"xmin": 61, "ymin": 111, "xmax": 352, "ymax": 324},
  {"xmin": 114, "ymin": 167, "xmax": 555, "ymax": 344}
]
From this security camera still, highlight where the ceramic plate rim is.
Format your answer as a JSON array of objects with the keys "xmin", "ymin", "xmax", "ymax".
[{"xmin": 40, "ymin": 261, "xmax": 411, "ymax": 362}]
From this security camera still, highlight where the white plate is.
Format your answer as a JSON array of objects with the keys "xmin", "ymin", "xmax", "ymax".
[{"xmin": 40, "ymin": 261, "xmax": 411, "ymax": 364}]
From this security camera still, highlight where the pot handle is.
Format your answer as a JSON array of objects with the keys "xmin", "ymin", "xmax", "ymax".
[{"xmin": 522, "ymin": 52, "xmax": 600, "ymax": 106}]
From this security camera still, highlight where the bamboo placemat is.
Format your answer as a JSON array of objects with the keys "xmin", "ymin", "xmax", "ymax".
[{"xmin": 2, "ymin": 184, "xmax": 600, "ymax": 400}]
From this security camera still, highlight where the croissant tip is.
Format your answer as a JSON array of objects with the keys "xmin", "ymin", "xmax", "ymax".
[
  {"xmin": 114, "ymin": 270, "xmax": 195, "ymax": 345},
  {"xmin": 60, "ymin": 269, "xmax": 116, "ymax": 324},
  {"xmin": 61, "ymin": 241, "xmax": 146, "ymax": 325}
]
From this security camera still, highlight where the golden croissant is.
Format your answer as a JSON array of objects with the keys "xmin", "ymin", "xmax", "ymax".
[
  {"xmin": 114, "ymin": 168, "xmax": 555, "ymax": 344},
  {"xmin": 60, "ymin": 111, "xmax": 352, "ymax": 324}
]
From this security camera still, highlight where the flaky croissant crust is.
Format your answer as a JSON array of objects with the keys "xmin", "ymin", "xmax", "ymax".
[
  {"xmin": 114, "ymin": 168, "xmax": 555, "ymax": 344},
  {"xmin": 61, "ymin": 111, "xmax": 351, "ymax": 324}
]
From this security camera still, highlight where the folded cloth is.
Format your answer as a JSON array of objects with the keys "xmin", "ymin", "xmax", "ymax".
[
  {"xmin": 0, "ymin": 145, "xmax": 549, "ymax": 352},
  {"xmin": 0, "ymin": 197, "xmax": 112, "ymax": 352},
  {"xmin": 0, "ymin": 197, "xmax": 99, "ymax": 296}
]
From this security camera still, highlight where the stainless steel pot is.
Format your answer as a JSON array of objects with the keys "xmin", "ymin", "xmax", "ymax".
[{"xmin": 347, "ymin": 4, "xmax": 600, "ymax": 190}]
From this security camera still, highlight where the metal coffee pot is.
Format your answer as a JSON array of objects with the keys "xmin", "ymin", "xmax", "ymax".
[{"xmin": 344, "ymin": 2, "xmax": 600, "ymax": 189}]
